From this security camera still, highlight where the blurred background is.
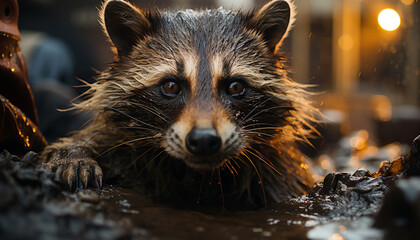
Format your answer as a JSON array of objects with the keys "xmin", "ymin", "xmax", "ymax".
[{"xmin": 16, "ymin": 0, "xmax": 420, "ymax": 173}]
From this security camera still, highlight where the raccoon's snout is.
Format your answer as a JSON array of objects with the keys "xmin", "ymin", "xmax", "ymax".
[
  {"xmin": 185, "ymin": 128, "xmax": 222, "ymax": 156},
  {"xmin": 164, "ymin": 119, "xmax": 243, "ymax": 169}
]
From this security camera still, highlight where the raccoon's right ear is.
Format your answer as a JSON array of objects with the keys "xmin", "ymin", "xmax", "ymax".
[{"xmin": 100, "ymin": 0, "xmax": 154, "ymax": 56}]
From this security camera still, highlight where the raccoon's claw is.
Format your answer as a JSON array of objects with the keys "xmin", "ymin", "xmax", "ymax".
[
  {"xmin": 88, "ymin": 164, "xmax": 103, "ymax": 189},
  {"xmin": 44, "ymin": 158, "xmax": 103, "ymax": 191}
]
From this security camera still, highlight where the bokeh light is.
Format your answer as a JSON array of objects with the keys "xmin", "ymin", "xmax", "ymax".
[
  {"xmin": 378, "ymin": 8, "xmax": 401, "ymax": 31},
  {"xmin": 401, "ymin": 0, "xmax": 414, "ymax": 6}
]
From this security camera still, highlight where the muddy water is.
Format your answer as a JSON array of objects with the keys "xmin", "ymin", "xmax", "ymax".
[
  {"xmin": 93, "ymin": 186, "xmax": 311, "ymax": 239},
  {"xmin": 1, "ymin": 135, "xmax": 420, "ymax": 240},
  {"xmin": 48, "ymin": 169, "xmax": 388, "ymax": 240}
]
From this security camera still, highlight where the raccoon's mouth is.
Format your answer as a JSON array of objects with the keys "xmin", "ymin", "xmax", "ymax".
[
  {"xmin": 163, "ymin": 139, "xmax": 231, "ymax": 169},
  {"xmin": 183, "ymin": 156, "xmax": 227, "ymax": 170}
]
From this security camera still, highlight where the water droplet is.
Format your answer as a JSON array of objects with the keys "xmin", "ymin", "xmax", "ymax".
[{"xmin": 267, "ymin": 218, "xmax": 280, "ymax": 225}]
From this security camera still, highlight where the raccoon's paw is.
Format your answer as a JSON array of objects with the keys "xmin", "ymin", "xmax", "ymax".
[{"xmin": 44, "ymin": 157, "xmax": 103, "ymax": 191}]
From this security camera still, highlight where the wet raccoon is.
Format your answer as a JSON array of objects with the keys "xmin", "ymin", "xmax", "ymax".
[{"xmin": 41, "ymin": 0, "xmax": 318, "ymax": 209}]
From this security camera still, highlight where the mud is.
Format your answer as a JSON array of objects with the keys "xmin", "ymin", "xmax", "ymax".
[{"xmin": 1, "ymin": 135, "xmax": 420, "ymax": 240}]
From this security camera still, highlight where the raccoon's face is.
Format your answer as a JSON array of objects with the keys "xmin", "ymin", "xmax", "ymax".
[{"xmin": 100, "ymin": 0, "xmax": 295, "ymax": 169}]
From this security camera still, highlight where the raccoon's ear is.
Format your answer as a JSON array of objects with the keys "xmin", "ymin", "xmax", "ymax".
[
  {"xmin": 250, "ymin": 0, "xmax": 295, "ymax": 53},
  {"xmin": 100, "ymin": 0, "xmax": 153, "ymax": 56}
]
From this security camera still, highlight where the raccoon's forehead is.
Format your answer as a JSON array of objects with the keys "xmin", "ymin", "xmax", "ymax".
[
  {"xmin": 157, "ymin": 8, "xmax": 263, "ymax": 54},
  {"xmin": 144, "ymin": 9, "xmax": 270, "ymax": 81},
  {"xmin": 161, "ymin": 8, "xmax": 242, "ymax": 33},
  {"xmin": 120, "ymin": 8, "xmax": 272, "ymax": 90}
]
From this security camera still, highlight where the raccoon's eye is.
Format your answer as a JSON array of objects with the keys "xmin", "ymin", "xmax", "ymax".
[
  {"xmin": 161, "ymin": 79, "xmax": 181, "ymax": 97},
  {"xmin": 227, "ymin": 80, "xmax": 246, "ymax": 97}
]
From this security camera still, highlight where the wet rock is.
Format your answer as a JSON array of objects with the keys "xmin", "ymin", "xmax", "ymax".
[
  {"xmin": 375, "ymin": 177, "xmax": 420, "ymax": 229},
  {"xmin": 352, "ymin": 169, "xmax": 373, "ymax": 177},
  {"xmin": 374, "ymin": 177, "xmax": 420, "ymax": 239},
  {"xmin": 0, "ymin": 150, "xmax": 145, "ymax": 240},
  {"xmin": 375, "ymin": 135, "xmax": 420, "ymax": 178},
  {"xmin": 0, "ymin": 150, "xmax": 59, "ymax": 208},
  {"xmin": 301, "ymin": 171, "xmax": 392, "ymax": 219},
  {"xmin": 405, "ymin": 135, "xmax": 420, "ymax": 176},
  {"xmin": 0, "ymin": 182, "xmax": 15, "ymax": 209},
  {"xmin": 299, "ymin": 136, "xmax": 420, "ymax": 221}
]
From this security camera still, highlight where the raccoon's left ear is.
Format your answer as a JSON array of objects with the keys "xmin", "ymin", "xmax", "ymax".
[{"xmin": 249, "ymin": 0, "xmax": 295, "ymax": 54}]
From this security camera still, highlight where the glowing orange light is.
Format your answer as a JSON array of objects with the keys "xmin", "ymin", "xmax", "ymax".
[
  {"xmin": 319, "ymin": 155, "xmax": 331, "ymax": 170},
  {"xmin": 378, "ymin": 9, "xmax": 401, "ymax": 31},
  {"xmin": 338, "ymin": 34, "xmax": 354, "ymax": 51},
  {"xmin": 329, "ymin": 233, "xmax": 345, "ymax": 240},
  {"xmin": 401, "ymin": 0, "xmax": 414, "ymax": 6}
]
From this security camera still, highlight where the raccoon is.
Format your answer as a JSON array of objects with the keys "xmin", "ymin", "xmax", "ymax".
[{"xmin": 41, "ymin": 0, "xmax": 318, "ymax": 209}]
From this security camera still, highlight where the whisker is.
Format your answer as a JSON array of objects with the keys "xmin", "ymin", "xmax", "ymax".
[
  {"xmin": 240, "ymin": 152, "xmax": 267, "ymax": 208},
  {"xmin": 243, "ymin": 105, "xmax": 294, "ymax": 124},
  {"xmin": 243, "ymin": 130, "xmax": 277, "ymax": 139},
  {"xmin": 96, "ymin": 135, "xmax": 161, "ymax": 160},
  {"xmin": 233, "ymin": 156, "xmax": 249, "ymax": 168},
  {"xmin": 242, "ymin": 122, "xmax": 278, "ymax": 129},
  {"xmin": 249, "ymin": 138, "xmax": 276, "ymax": 149},
  {"xmin": 126, "ymin": 147, "xmax": 155, "ymax": 170},
  {"xmin": 104, "ymin": 106, "xmax": 161, "ymax": 131},
  {"xmin": 244, "ymin": 148, "xmax": 283, "ymax": 177},
  {"xmin": 251, "ymin": 147, "xmax": 284, "ymax": 173},
  {"xmin": 137, "ymin": 150, "xmax": 166, "ymax": 176},
  {"xmin": 230, "ymin": 158, "xmax": 241, "ymax": 169},
  {"xmin": 81, "ymin": 126, "xmax": 159, "ymax": 151},
  {"xmin": 225, "ymin": 159, "xmax": 239, "ymax": 176},
  {"xmin": 244, "ymin": 148, "xmax": 276, "ymax": 170},
  {"xmin": 222, "ymin": 162, "xmax": 232, "ymax": 175},
  {"xmin": 81, "ymin": 130, "xmax": 104, "ymax": 147},
  {"xmin": 244, "ymin": 126, "xmax": 281, "ymax": 131},
  {"xmin": 217, "ymin": 168, "xmax": 225, "ymax": 214},
  {"xmin": 241, "ymin": 95, "xmax": 278, "ymax": 121},
  {"xmin": 113, "ymin": 126, "xmax": 160, "ymax": 133},
  {"xmin": 225, "ymin": 159, "xmax": 239, "ymax": 186},
  {"xmin": 128, "ymin": 101, "xmax": 170, "ymax": 122}
]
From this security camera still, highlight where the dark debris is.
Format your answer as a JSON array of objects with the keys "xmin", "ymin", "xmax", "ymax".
[{"xmin": 0, "ymin": 150, "xmax": 145, "ymax": 240}]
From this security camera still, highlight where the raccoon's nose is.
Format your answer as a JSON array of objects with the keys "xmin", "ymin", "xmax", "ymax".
[{"xmin": 186, "ymin": 128, "xmax": 222, "ymax": 156}]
